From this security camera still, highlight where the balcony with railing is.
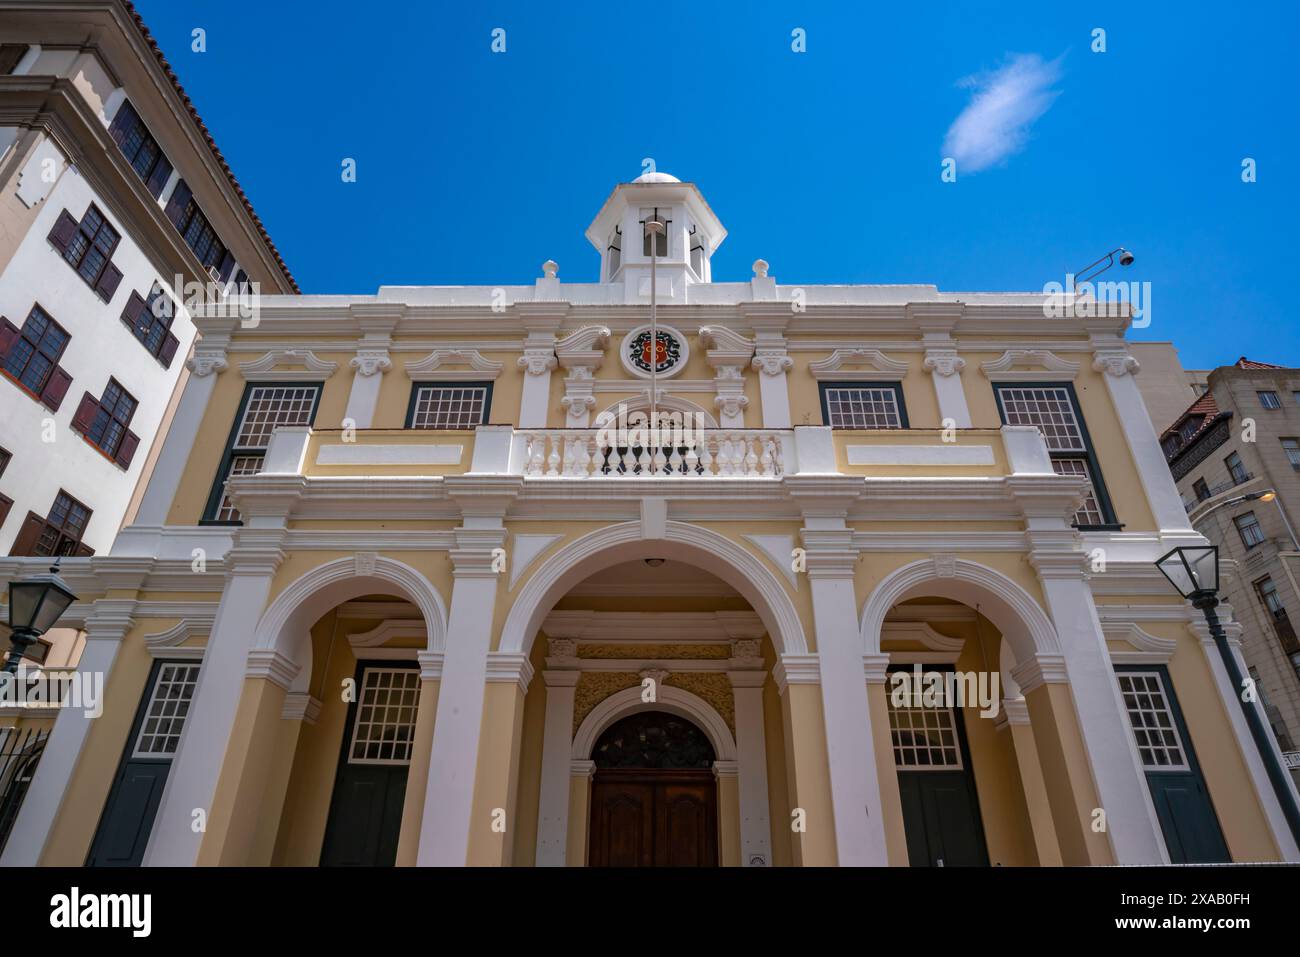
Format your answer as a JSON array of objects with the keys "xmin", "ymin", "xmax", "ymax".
[{"xmin": 257, "ymin": 423, "xmax": 1056, "ymax": 487}]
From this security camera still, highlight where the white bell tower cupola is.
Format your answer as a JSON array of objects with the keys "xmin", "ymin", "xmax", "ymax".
[{"xmin": 584, "ymin": 172, "xmax": 727, "ymax": 304}]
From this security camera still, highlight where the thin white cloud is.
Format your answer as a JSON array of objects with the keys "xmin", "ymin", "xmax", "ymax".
[{"xmin": 943, "ymin": 53, "xmax": 1064, "ymax": 174}]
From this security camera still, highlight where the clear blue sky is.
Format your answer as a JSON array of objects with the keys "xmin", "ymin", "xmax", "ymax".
[{"xmin": 133, "ymin": 0, "xmax": 1300, "ymax": 369}]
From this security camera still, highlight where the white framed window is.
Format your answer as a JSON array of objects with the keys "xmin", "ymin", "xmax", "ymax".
[
  {"xmin": 347, "ymin": 667, "xmax": 421, "ymax": 765},
  {"xmin": 407, "ymin": 383, "xmax": 490, "ymax": 429},
  {"xmin": 821, "ymin": 384, "xmax": 905, "ymax": 429},
  {"xmin": 132, "ymin": 663, "xmax": 200, "ymax": 758},
  {"xmin": 1115, "ymin": 671, "xmax": 1189, "ymax": 771},
  {"xmin": 886, "ymin": 684, "xmax": 963, "ymax": 769}
]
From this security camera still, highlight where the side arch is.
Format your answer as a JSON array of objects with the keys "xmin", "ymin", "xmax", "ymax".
[
  {"xmin": 572, "ymin": 685, "xmax": 738, "ymax": 763},
  {"xmin": 499, "ymin": 521, "xmax": 808, "ymax": 657},
  {"xmin": 859, "ymin": 557, "xmax": 1060, "ymax": 662},
  {"xmin": 251, "ymin": 555, "xmax": 449, "ymax": 688}
]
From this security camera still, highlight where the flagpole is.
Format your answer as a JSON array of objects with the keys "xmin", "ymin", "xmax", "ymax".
[{"xmin": 645, "ymin": 216, "xmax": 665, "ymax": 466}]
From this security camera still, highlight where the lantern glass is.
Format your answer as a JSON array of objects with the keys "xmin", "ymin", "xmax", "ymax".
[{"xmin": 1156, "ymin": 546, "xmax": 1219, "ymax": 599}]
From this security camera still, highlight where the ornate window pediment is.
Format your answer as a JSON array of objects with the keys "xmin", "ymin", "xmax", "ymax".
[
  {"xmin": 808, "ymin": 348, "xmax": 909, "ymax": 381},
  {"xmin": 979, "ymin": 349, "xmax": 1080, "ymax": 381},
  {"xmin": 404, "ymin": 348, "xmax": 505, "ymax": 381},
  {"xmin": 238, "ymin": 349, "xmax": 338, "ymax": 381}
]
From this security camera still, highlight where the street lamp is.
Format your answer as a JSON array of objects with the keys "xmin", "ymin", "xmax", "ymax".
[
  {"xmin": 1074, "ymin": 246, "xmax": 1135, "ymax": 285},
  {"xmin": 1156, "ymin": 545, "xmax": 1300, "ymax": 846},
  {"xmin": 4, "ymin": 561, "xmax": 77, "ymax": 673}
]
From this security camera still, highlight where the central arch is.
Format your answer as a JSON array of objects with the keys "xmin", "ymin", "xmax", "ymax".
[
  {"xmin": 859, "ymin": 557, "xmax": 1060, "ymax": 662},
  {"xmin": 573, "ymin": 685, "xmax": 738, "ymax": 763},
  {"xmin": 499, "ymin": 520, "xmax": 808, "ymax": 657}
]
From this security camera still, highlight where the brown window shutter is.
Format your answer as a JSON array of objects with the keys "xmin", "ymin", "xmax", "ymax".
[
  {"xmin": 121, "ymin": 291, "xmax": 146, "ymax": 331},
  {"xmin": 39, "ymin": 365, "xmax": 73, "ymax": 412},
  {"xmin": 145, "ymin": 153, "xmax": 173, "ymax": 199},
  {"xmin": 0, "ymin": 316, "xmax": 19, "ymax": 357},
  {"xmin": 9, "ymin": 511, "xmax": 46, "ymax": 556},
  {"xmin": 94, "ymin": 262, "xmax": 123, "ymax": 302},
  {"xmin": 107, "ymin": 100, "xmax": 136, "ymax": 150},
  {"xmin": 75, "ymin": 541, "xmax": 95, "ymax": 556},
  {"xmin": 114, "ymin": 429, "xmax": 140, "ymax": 469},
  {"xmin": 48, "ymin": 210, "xmax": 78, "ymax": 253},
  {"xmin": 70, "ymin": 391, "xmax": 99, "ymax": 434},
  {"xmin": 0, "ymin": 493, "xmax": 11, "ymax": 528},
  {"xmin": 159, "ymin": 331, "xmax": 180, "ymax": 367},
  {"xmin": 164, "ymin": 179, "xmax": 191, "ymax": 227}
]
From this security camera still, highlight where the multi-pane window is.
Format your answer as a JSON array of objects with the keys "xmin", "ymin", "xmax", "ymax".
[
  {"xmin": 131, "ymin": 663, "xmax": 200, "ymax": 758},
  {"xmin": 407, "ymin": 384, "xmax": 491, "ymax": 429},
  {"xmin": 1258, "ymin": 390, "xmax": 1282, "ymax": 410},
  {"xmin": 63, "ymin": 205, "xmax": 119, "ymax": 289},
  {"xmin": 108, "ymin": 102, "xmax": 173, "ymax": 198},
  {"xmin": 121, "ymin": 285, "xmax": 178, "ymax": 365},
  {"xmin": 208, "ymin": 385, "xmax": 320, "ymax": 522},
  {"xmin": 1192, "ymin": 477, "xmax": 1210, "ymax": 502},
  {"xmin": 886, "ymin": 681, "xmax": 962, "ymax": 769},
  {"xmin": 347, "ymin": 668, "xmax": 421, "ymax": 765},
  {"xmin": 1116, "ymin": 671, "xmax": 1189, "ymax": 770},
  {"xmin": 1282, "ymin": 438, "xmax": 1300, "ymax": 470},
  {"xmin": 1235, "ymin": 511, "xmax": 1266, "ymax": 548},
  {"xmin": 821, "ymin": 384, "xmax": 906, "ymax": 429},
  {"xmin": 165, "ymin": 181, "xmax": 231, "ymax": 275},
  {"xmin": 84, "ymin": 379, "xmax": 137, "ymax": 458},
  {"xmin": 2, "ymin": 305, "xmax": 68, "ymax": 395},
  {"xmin": 1225, "ymin": 451, "xmax": 1249, "ymax": 485},
  {"xmin": 994, "ymin": 384, "xmax": 1114, "ymax": 527},
  {"xmin": 1052, "ymin": 458, "xmax": 1105, "ymax": 526},
  {"xmin": 1256, "ymin": 576, "xmax": 1287, "ymax": 620},
  {"xmin": 35, "ymin": 490, "xmax": 91, "ymax": 557}
]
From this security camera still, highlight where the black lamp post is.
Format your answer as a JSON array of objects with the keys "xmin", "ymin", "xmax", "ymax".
[
  {"xmin": 1156, "ymin": 544, "xmax": 1300, "ymax": 846},
  {"xmin": 5, "ymin": 561, "xmax": 77, "ymax": 673}
]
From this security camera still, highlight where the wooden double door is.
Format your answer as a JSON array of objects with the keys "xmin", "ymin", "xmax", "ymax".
[{"xmin": 589, "ymin": 770, "xmax": 718, "ymax": 867}]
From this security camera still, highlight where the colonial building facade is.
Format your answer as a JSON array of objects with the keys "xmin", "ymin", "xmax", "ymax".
[{"xmin": 2, "ymin": 172, "xmax": 1297, "ymax": 867}]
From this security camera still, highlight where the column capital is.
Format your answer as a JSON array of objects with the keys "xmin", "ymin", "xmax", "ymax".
[
  {"xmin": 1010, "ymin": 653, "xmax": 1069, "ymax": 694},
  {"xmin": 727, "ymin": 670, "xmax": 768, "ymax": 689},
  {"xmin": 83, "ymin": 599, "xmax": 136, "ymax": 641},
  {"xmin": 923, "ymin": 348, "xmax": 966, "ymax": 378},
  {"xmin": 450, "ymin": 525, "xmax": 509, "ymax": 578},
  {"xmin": 773, "ymin": 653, "xmax": 820, "ymax": 694},
  {"xmin": 542, "ymin": 668, "xmax": 582, "ymax": 688},
  {"xmin": 798, "ymin": 527, "xmax": 859, "ymax": 578},
  {"xmin": 350, "ymin": 349, "xmax": 392, "ymax": 377},
  {"xmin": 417, "ymin": 650, "xmax": 444, "ymax": 681},
  {"xmin": 570, "ymin": 759, "xmax": 596, "ymax": 778},
  {"xmin": 997, "ymin": 696, "xmax": 1032, "ymax": 727},
  {"xmin": 1092, "ymin": 349, "xmax": 1141, "ymax": 378},
  {"xmin": 245, "ymin": 648, "xmax": 300, "ymax": 690},
  {"xmin": 485, "ymin": 651, "xmax": 534, "ymax": 693},
  {"xmin": 862, "ymin": 653, "xmax": 891, "ymax": 684},
  {"xmin": 712, "ymin": 760, "xmax": 740, "ymax": 780}
]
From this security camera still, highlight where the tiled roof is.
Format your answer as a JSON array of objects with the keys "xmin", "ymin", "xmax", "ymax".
[
  {"xmin": 1160, "ymin": 389, "xmax": 1226, "ymax": 448},
  {"xmin": 1234, "ymin": 357, "xmax": 1287, "ymax": 370},
  {"xmin": 122, "ymin": 1, "xmax": 299, "ymax": 292}
]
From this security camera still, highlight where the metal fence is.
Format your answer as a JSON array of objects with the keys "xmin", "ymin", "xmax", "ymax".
[{"xmin": 0, "ymin": 726, "xmax": 49, "ymax": 855}]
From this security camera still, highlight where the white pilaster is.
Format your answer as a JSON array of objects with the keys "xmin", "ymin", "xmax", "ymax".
[
  {"xmin": 728, "ymin": 669, "xmax": 773, "ymax": 866},
  {"xmin": 142, "ymin": 537, "xmax": 285, "ymax": 865},
  {"xmin": 344, "ymin": 349, "xmax": 392, "ymax": 429},
  {"xmin": 417, "ymin": 524, "xmax": 509, "ymax": 866},
  {"xmin": 0, "ymin": 601, "xmax": 132, "ymax": 865},
  {"xmin": 534, "ymin": 667, "xmax": 581, "ymax": 866},
  {"xmin": 796, "ymin": 515, "xmax": 890, "ymax": 866},
  {"xmin": 1030, "ymin": 546, "xmax": 1169, "ymax": 864},
  {"xmin": 1091, "ymin": 341, "xmax": 1191, "ymax": 534},
  {"xmin": 133, "ymin": 336, "xmax": 229, "ymax": 526}
]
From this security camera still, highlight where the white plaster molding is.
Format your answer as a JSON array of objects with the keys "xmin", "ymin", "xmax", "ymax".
[
  {"xmin": 773, "ymin": 653, "xmax": 820, "ymax": 693},
  {"xmin": 922, "ymin": 349, "xmax": 966, "ymax": 378},
  {"xmin": 350, "ymin": 350, "xmax": 393, "ymax": 377},
  {"xmin": 1009, "ymin": 653, "xmax": 1069, "ymax": 693},
  {"xmin": 1092, "ymin": 351, "xmax": 1141, "ymax": 378},
  {"xmin": 141, "ymin": 620, "xmax": 207, "ymax": 660},
  {"xmin": 1101, "ymin": 621, "xmax": 1177, "ymax": 664},
  {"xmin": 541, "ymin": 609, "xmax": 763, "ymax": 642},
  {"xmin": 186, "ymin": 351, "xmax": 228, "ymax": 377},
  {"xmin": 880, "ymin": 621, "xmax": 966, "ymax": 652},
  {"xmin": 245, "ymin": 648, "xmax": 301, "ymax": 690},
  {"xmin": 751, "ymin": 352, "xmax": 793, "ymax": 377},
  {"xmin": 239, "ymin": 349, "xmax": 338, "ymax": 381},
  {"xmin": 348, "ymin": 620, "xmax": 427, "ymax": 648},
  {"xmin": 619, "ymin": 324, "xmax": 690, "ymax": 380},
  {"xmin": 698, "ymin": 325, "xmax": 756, "ymax": 364},
  {"xmin": 517, "ymin": 349, "xmax": 558, "ymax": 376},
  {"xmin": 405, "ymin": 348, "xmax": 505, "ymax": 381},
  {"xmin": 554, "ymin": 325, "xmax": 611, "ymax": 362},
  {"xmin": 281, "ymin": 692, "xmax": 322, "ymax": 724},
  {"xmin": 808, "ymin": 348, "xmax": 909, "ymax": 381},
  {"xmin": 485, "ymin": 651, "xmax": 535, "ymax": 692},
  {"xmin": 510, "ymin": 533, "xmax": 564, "ymax": 590},
  {"xmin": 979, "ymin": 350, "xmax": 1081, "ymax": 381}
]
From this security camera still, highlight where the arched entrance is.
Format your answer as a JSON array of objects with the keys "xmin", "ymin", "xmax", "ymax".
[{"xmin": 587, "ymin": 711, "xmax": 719, "ymax": 867}]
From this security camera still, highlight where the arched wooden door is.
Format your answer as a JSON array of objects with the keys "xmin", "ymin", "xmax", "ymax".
[{"xmin": 587, "ymin": 711, "xmax": 718, "ymax": 867}]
